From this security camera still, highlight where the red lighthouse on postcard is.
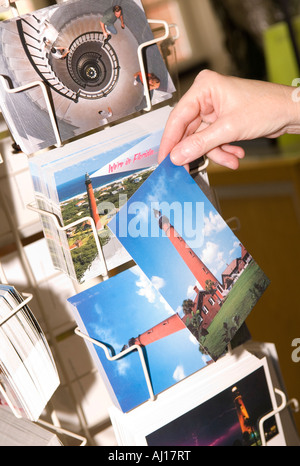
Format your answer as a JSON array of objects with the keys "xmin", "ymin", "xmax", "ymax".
[
  {"xmin": 153, "ymin": 209, "xmax": 224, "ymax": 301},
  {"xmin": 85, "ymin": 173, "xmax": 103, "ymax": 231},
  {"xmin": 124, "ymin": 209, "xmax": 251, "ymax": 354}
]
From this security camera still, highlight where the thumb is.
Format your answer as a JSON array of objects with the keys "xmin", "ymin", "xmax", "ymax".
[{"xmin": 170, "ymin": 117, "xmax": 235, "ymax": 165}]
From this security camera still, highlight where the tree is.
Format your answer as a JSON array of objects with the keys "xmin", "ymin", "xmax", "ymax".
[
  {"xmin": 181, "ymin": 299, "xmax": 194, "ymax": 315},
  {"xmin": 205, "ymin": 279, "xmax": 216, "ymax": 294}
]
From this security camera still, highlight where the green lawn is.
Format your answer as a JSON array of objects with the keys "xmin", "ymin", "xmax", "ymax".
[{"xmin": 199, "ymin": 260, "xmax": 270, "ymax": 360}]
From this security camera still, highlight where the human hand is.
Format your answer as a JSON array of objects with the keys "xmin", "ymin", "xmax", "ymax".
[{"xmin": 158, "ymin": 70, "xmax": 300, "ymax": 169}]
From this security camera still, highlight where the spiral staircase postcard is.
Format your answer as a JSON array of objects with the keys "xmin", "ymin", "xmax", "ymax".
[{"xmin": 0, "ymin": 0, "xmax": 175, "ymax": 154}]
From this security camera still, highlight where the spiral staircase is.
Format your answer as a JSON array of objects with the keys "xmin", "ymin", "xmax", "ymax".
[
  {"xmin": 17, "ymin": 13, "xmax": 120, "ymax": 102},
  {"xmin": 0, "ymin": 2, "xmax": 146, "ymax": 144}
]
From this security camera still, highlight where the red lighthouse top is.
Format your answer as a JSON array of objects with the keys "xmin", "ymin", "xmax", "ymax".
[
  {"xmin": 85, "ymin": 173, "xmax": 102, "ymax": 231},
  {"xmin": 153, "ymin": 209, "xmax": 223, "ymax": 299}
]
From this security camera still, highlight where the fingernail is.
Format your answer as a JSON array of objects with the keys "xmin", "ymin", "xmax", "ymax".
[{"xmin": 170, "ymin": 148, "xmax": 186, "ymax": 165}]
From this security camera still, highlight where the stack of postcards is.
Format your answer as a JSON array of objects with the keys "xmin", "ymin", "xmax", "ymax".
[
  {"xmin": 29, "ymin": 106, "xmax": 172, "ymax": 284},
  {"xmin": 0, "ymin": 285, "xmax": 59, "ymax": 421}
]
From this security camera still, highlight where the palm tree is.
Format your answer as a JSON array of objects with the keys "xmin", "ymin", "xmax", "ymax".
[
  {"xmin": 205, "ymin": 279, "xmax": 216, "ymax": 294},
  {"xmin": 182, "ymin": 299, "xmax": 194, "ymax": 316}
]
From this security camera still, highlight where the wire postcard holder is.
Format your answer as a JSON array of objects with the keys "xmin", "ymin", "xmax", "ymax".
[
  {"xmin": 0, "ymin": 291, "xmax": 34, "ymax": 328},
  {"xmin": 0, "ymin": 264, "xmax": 34, "ymax": 418},
  {"xmin": 0, "ymin": 76, "xmax": 62, "ymax": 149},
  {"xmin": 74, "ymin": 327, "xmax": 156, "ymax": 403},
  {"xmin": 137, "ymin": 19, "xmax": 170, "ymax": 112},
  {"xmin": 259, "ymin": 388, "xmax": 299, "ymax": 447},
  {"xmin": 0, "ymin": 261, "xmax": 87, "ymax": 446},
  {"xmin": 27, "ymin": 202, "xmax": 109, "ymax": 282},
  {"xmin": 74, "ymin": 320, "xmax": 300, "ymax": 447}
]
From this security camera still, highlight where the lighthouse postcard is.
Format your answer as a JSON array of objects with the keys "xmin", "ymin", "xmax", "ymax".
[
  {"xmin": 109, "ymin": 351, "xmax": 285, "ymax": 446},
  {"xmin": 0, "ymin": 0, "xmax": 175, "ymax": 155},
  {"xmin": 109, "ymin": 155, "xmax": 271, "ymax": 361},
  {"xmin": 29, "ymin": 106, "xmax": 172, "ymax": 284},
  {"xmin": 68, "ymin": 264, "xmax": 212, "ymax": 413}
]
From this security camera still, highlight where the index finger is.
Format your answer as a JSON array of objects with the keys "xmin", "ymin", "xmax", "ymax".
[{"xmin": 158, "ymin": 95, "xmax": 201, "ymax": 163}]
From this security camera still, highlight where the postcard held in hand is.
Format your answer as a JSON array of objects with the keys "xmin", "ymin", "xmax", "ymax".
[{"xmin": 109, "ymin": 156, "xmax": 270, "ymax": 361}]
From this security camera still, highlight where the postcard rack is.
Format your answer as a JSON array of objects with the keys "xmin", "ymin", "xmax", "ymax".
[
  {"xmin": 1, "ymin": 281, "xmax": 299, "ymax": 447},
  {"xmin": 0, "ymin": 12, "xmax": 181, "ymax": 281},
  {"xmin": 0, "ymin": 0, "xmax": 299, "ymax": 448},
  {"xmin": 0, "ymin": 264, "xmax": 87, "ymax": 445},
  {"xmin": 74, "ymin": 317, "xmax": 300, "ymax": 447},
  {"xmin": 0, "ymin": 5, "xmax": 182, "ymax": 444}
]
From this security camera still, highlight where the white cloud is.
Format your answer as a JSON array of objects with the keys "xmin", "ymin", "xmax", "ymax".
[
  {"xmin": 116, "ymin": 358, "xmax": 130, "ymax": 376},
  {"xmin": 189, "ymin": 334, "xmax": 199, "ymax": 346},
  {"xmin": 203, "ymin": 211, "xmax": 226, "ymax": 237},
  {"xmin": 187, "ymin": 281, "xmax": 201, "ymax": 297},
  {"xmin": 159, "ymin": 295, "xmax": 174, "ymax": 315},
  {"xmin": 201, "ymin": 241, "xmax": 219, "ymax": 264},
  {"xmin": 175, "ymin": 304, "xmax": 183, "ymax": 316},
  {"xmin": 201, "ymin": 241, "xmax": 226, "ymax": 276},
  {"xmin": 229, "ymin": 241, "xmax": 240, "ymax": 256},
  {"xmin": 173, "ymin": 365, "xmax": 186, "ymax": 382},
  {"xmin": 151, "ymin": 275, "xmax": 165, "ymax": 291},
  {"xmin": 136, "ymin": 275, "xmax": 157, "ymax": 303},
  {"xmin": 131, "ymin": 266, "xmax": 166, "ymax": 305},
  {"xmin": 146, "ymin": 173, "xmax": 168, "ymax": 205}
]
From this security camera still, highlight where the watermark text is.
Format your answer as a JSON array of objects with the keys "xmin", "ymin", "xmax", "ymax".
[{"xmin": 291, "ymin": 338, "xmax": 300, "ymax": 363}]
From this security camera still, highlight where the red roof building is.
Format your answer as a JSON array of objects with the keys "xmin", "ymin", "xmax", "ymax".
[{"xmin": 222, "ymin": 244, "xmax": 252, "ymax": 290}]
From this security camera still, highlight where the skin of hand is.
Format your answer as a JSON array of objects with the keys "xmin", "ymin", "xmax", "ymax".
[{"xmin": 158, "ymin": 69, "xmax": 300, "ymax": 169}]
